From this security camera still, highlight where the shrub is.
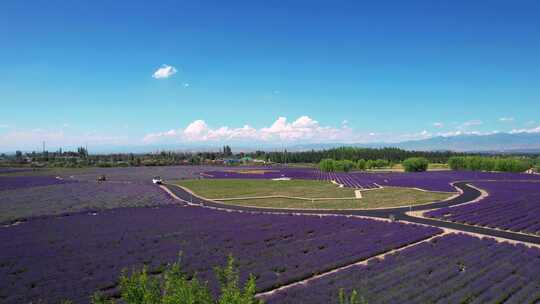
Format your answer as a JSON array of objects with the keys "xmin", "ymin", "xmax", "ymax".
[
  {"xmin": 365, "ymin": 160, "xmax": 374, "ymax": 169},
  {"xmin": 402, "ymin": 157, "xmax": 429, "ymax": 172},
  {"xmin": 372, "ymin": 159, "xmax": 389, "ymax": 169},
  {"xmin": 338, "ymin": 289, "xmax": 367, "ymax": 304},
  {"xmin": 90, "ymin": 255, "xmax": 262, "ymax": 304},
  {"xmin": 336, "ymin": 160, "xmax": 355, "ymax": 172},
  {"xmin": 320, "ymin": 159, "xmax": 356, "ymax": 172},
  {"xmin": 319, "ymin": 159, "xmax": 336, "ymax": 172},
  {"xmin": 356, "ymin": 159, "xmax": 366, "ymax": 171}
]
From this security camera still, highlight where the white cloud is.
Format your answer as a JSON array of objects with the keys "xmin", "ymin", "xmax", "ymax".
[
  {"xmin": 152, "ymin": 64, "xmax": 177, "ymax": 79},
  {"xmin": 510, "ymin": 125, "xmax": 540, "ymax": 134},
  {"xmin": 437, "ymin": 130, "xmax": 499, "ymax": 137},
  {"xmin": 143, "ymin": 116, "xmax": 358, "ymax": 144},
  {"xmin": 433, "ymin": 122, "xmax": 444, "ymax": 128},
  {"xmin": 182, "ymin": 83, "xmax": 190, "ymax": 87},
  {"xmin": 499, "ymin": 117, "xmax": 514, "ymax": 122}
]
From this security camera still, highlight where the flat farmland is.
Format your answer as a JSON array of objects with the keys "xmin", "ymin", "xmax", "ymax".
[
  {"xmin": 0, "ymin": 201, "xmax": 439, "ymax": 303},
  {"xmin": 176, "ymin": 179, "xmax": 453, "ymax": 209},
  {"xmin": 0, "ymin": 166, "xmax": 539, "ymax": 303}
]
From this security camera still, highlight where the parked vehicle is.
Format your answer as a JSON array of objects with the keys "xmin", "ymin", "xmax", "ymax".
[{"xmin": 152, "ymin": 176, "xmax": 163, "ymax": 184}]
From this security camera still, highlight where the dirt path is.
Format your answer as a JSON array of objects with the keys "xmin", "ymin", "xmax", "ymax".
[{"xmin": 160, "ymin": 180, "xmax": 540, "ymax": 298}]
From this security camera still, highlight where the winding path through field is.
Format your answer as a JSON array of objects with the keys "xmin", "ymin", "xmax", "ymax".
[
  {"xmin": 160, "ymin": 180, "xmax": 540, "ymax": 298},
  {"xmin": 162, "ymin": 181, "xmax": 540, "ymax": 245}
]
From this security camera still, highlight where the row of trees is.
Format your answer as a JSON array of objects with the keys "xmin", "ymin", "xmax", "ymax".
[
  {"xmin": 448, "ymin": 156, "xmax": 533, "ymax": 173},
  {"xmin": 318, "ymin": 158, "xmax": 393, "ymax": 172},
  {"xmin": 319, "ymin": 159, "xmax": 357, "ymax": 172},
  {"xmin": 3, "ymin": 147, "xmax": 241, "ymax": 168},
  {"xmin": 319, "ymin": 157, "xmax": 430, "ymax": 172},
  {"xmin": 258, "ymin": 147, "xmax": 464, "ymax": 164}
]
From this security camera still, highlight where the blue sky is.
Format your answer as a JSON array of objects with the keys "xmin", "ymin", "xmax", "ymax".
[{"xmin": 1, "ymin": 1, "xmax": 539, "ymax": 151}]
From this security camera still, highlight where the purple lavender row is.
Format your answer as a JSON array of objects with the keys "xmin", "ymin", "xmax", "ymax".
[
  {"xmin": 204, "ymin": 168, "xmax": 540, "ymax": 192},
  {"xmin": 0, "ymin": 204, "xmax": 440, "ymax": 303},
  {"xmin": 426, "ymin": 181, "xmax": 540, "ymax": 235},
  {"xmin": 0, "ymin": 181, "xmax": 177, "ymax": 224},
  {"xmin": 0, "ymin": 167, "xmax": 35, "ymax": 175},
  {"xmin": 0, "ymin": 176, "xmax": 76, "ymax": 191},
  {"xmin": 265, "ymin": 233, "xmax": 540, "ymax": 304}
]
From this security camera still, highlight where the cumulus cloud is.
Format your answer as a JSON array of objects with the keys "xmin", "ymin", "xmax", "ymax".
[
  {"xmin": 499, "ymin": 117, "xmax": 514, "ymax": 122},
  {"xmin": 143, "ymin": 116, "xmax": 357, "ymax": 144},
  {"xmin": 433, "ymin": 122, "xmax": 444, "ymax": 128},
  {"xmin": 152, "ymin": 64, "xmax": 177, "ymax": 79}
]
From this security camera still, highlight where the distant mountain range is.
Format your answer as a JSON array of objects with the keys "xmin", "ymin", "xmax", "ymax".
[
  {"xmin": 6, "ymin": 132, "xmax": 540, "ymax": 154},
  {"xmin": 288, "ymin": 132, "xmax": 540, "ymax": 153}
]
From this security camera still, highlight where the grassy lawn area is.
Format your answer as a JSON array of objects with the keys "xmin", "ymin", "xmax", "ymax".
[
  {"xmin": 176, "ymin": 179, "xmax": 355, "ymax": 199},
  {"xmin": 175, "ymin": 179, "xmax": 454, "ymax": 209}
]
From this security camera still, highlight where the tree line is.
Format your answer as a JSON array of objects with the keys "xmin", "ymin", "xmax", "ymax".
[
  {"xmin": 254, "ymin": 147, "xmax": 467, "ymax": 164},
  {"xmin": 448, "ymin": 156, "xmax": 536, "ymax": 173},
  {"xmin": 2, "ymin": 146, "xmax": 240, "ymax": 168},
  {"xmin": 319, "ymin": 157, "xmax": 429, "ymax": 172}
]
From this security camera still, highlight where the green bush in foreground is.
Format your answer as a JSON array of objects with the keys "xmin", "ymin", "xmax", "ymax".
[
  {"xmin": 402, "ymin": 157, "xmax": 429, "ymax": 172},
  {"xmin": 338, "ymin": 289, "xmax": 367, "ymax": 304},
  {"xmin": 90, "ymin": 255, "xmax": 262, "ymax": 304},
  {"xmin": 85, "ymin": 254, "xmax": 367, "ymax": 304}
]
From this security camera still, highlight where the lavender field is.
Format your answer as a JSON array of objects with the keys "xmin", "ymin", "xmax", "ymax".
[
  {"xmin": 0, "ymin": 175, "xmax": 75, "ymax": 191},
  {"xmin": 266, "ymin": 233, "xmax": 540, "ymax": 303},
  {"xmin": 1, "ymin": 166, "xmax": 539, "ymax": 303},
  {"xmin": 205, "ymin": 168, "xmax": 540, "ymax": 192},
  {"xmin": 0, "ymin": 180, "xmax": 176, "ymax": 224},
  {"xmin": 426, "ymin": 181, "xmax": 540, "ymax": 235},
  {"xmin": 0, "ymin": 202, "xmax": 439, "ymax": 303}
]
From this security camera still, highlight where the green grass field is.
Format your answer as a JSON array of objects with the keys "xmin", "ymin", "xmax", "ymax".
[
  {"xmin": 175, "ymin": 179, "xmax": 453, "ymax": 209},
  {"xmin": 176, "ymin": 179, "xmax": 355, "ymax": 199}
]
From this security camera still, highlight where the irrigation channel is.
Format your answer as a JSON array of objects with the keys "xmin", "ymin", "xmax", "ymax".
[{"xmin": 162, "ymin": 181, "xmax": 540, "ymax": 245}]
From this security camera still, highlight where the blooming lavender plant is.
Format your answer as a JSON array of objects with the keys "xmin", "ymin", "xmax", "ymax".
[
  {"xmin": 426, "ymin": 181, "xmax": 540, "ymax": 235},
  {"xmin": 264, "ymin": 233, "xmax": 540, "ymax": 303},
  {"xmin": 0, "ymin": 204, "xmax": 439, "ymax": 303},
  {"xmin": 0, "ymin": 176, "xmax": 75, "ymax": 191}
]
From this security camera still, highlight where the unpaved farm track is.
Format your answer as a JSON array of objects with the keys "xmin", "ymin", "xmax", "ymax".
[{"xmin": 163, "ymin": 181, "xmax": 540, "ymax": 245}]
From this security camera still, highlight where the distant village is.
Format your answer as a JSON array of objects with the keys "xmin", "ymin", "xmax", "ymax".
[{"xmin": 0, "ymin": 145, "xmax": 273, "ymax": 168}]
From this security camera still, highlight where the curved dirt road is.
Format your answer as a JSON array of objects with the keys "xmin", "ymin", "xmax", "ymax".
[{"xmin": 163, "ymin": 182, "xmax": 540, "ymax": 245}]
